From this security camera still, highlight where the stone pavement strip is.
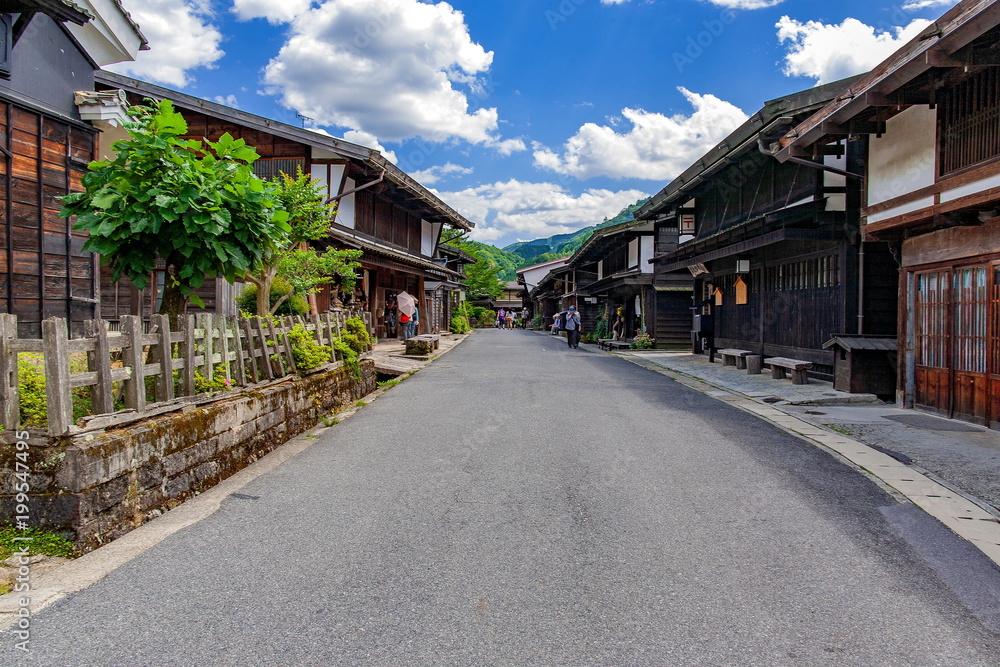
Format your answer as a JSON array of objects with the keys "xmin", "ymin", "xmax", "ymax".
[
  {"xmin": 618, "ymin": 350, "xmax": 1000, "ymax": 567},
  {"xmin": 0, "ymin": 332, "xmax": 471, "ymax": 626}
]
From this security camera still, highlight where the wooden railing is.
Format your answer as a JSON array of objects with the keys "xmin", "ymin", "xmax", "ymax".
[{"xmin": 0, "ymin": 311, "xmax": 373, "ymax": 437}]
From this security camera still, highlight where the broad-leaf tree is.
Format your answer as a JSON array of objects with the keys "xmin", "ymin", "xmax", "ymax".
[
  {"xmin": 59, "ymin": 100, "xmax": 291, "ymax": 315},
  {"xmin": 244, "ymin": 167, "xmax": 361, "ymax": 315}
]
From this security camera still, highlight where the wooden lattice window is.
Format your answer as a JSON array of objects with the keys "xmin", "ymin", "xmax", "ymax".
[
  {"xmin": 252, "ymin": 158, "xmax": 306, "ymax": 181},
  {"xmin": 915, "ymin": 270, "xmax": 950, "ymax": 369},
  {"xmin": 939, "ymin": 67, "xmax": 1000, "ymax": 176},
  {"xmin": 953, "ymin": 266, "xmax": 988, "ymax": 373}
]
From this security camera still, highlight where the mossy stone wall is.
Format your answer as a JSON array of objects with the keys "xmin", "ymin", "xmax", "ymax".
[{"xmin": 0, "ymin": 360, "xmax": 375, "ymax": 551}]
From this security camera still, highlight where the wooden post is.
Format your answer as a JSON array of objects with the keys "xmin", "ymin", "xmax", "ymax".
[
  {"xmin": 746, "ymin": 354, "xmax": 762, "ymax": 375},
  {"xmin": 41, "ymin": 318, "xmax": 73, "ymax": 435},
  {"xmin": 180, "ymin": 315, "xmax": 197, "ymax": 396},
  {"xmin": 231, "ymin": 316, "xmax": 247, "ymax": 386},
  {"xmin": 200, "ymin": 313, "xmax": 214, "ymax": 382},
  {"xmin": 0, "ymin": 314, "xmax": 19, "ymax": 430},
  {"xmin": 240, "ymin": 317, "xmax": 259, "ymax": 383},
  {"xmin": 152, "ymin": 314, "xmax": 175, "ymax": 403},
  {"xmin": 218, "ymin": 315, "xmax": 233, "ymax": 384},
  {"xmin": 278, "ymin": 316, "xmax": 296, "ymax": 373},
  {"xmin": 120, "ymin": 315, "xmax": 147, "ymax": 412},
  {"xmin": 85, "ymin": 319, "xmax": 114, "ymax": 414},
  {"xmin": 255, "ymin": 317, "xmax": 277, "ymax": 379}
]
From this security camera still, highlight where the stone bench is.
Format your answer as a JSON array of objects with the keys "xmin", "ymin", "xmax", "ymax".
[
  {"xmin": 718, "ymin": 348, "xmax": 753, "ymax": 370},
  {"xmin": 764, "ymin": 357, "xmax": 813, "ymax": 385},
  {"xmin": 599, "ymin": 339, "xmax": 632, "ymax": 351},
  {"xmin": 404, "ymin": 334, "xmax": 440, "ymax": 355}
]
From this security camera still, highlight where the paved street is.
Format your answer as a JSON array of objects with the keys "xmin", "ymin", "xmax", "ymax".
[{"xmin": 8, "ymin": 329, "xmax": 1000, "ymax": 666}]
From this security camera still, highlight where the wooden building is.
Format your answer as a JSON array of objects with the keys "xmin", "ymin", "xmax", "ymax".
[
  {"xmin": 93, "ymin": 72, "xmax": 473, "ymax": 337},
  {"xmin": 566, "ymin": 218, "xmax": 692, "ymax": 347},
  {"xmin": 517, "ymin": 257, "xmax": 567, "ymax": 322},
  {"xmin": 640, "ymin": 78, "xmax": 898, "ymax": 380},
  {"xmin": 774, "ymin": 0, "xmax": 1000, "ymax": 424},
  {"xmin": 0, "ymin": 1, "xmax": 145, "ymax": 335}
]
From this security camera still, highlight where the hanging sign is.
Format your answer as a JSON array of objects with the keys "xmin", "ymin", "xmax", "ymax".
[{"xmin": 735, "ymin": 276, "xmax": 748, "ymax": 305}]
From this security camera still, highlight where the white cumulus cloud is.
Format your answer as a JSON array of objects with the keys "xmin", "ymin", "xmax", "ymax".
[
  {"xmin": 232, "ymin": 0, "xmax": 314, "ymax": 24},
  {"xmin": 702, "ymin": 0, "xmax": 784, "ymax": 8},
  {"xmin": 341, "ymin": 129, "xmax": 398, "ymax": 164},
  {"xmin": 434, "ymin": 180, "xmax": 649, "ymax": 244},
  {"xmin": 262, "ymin": 0, "xmax": 520, "ymax": 153},
  {"xmin": 533, "ymin": 88, "xmax": 748, "ymax": 181},
  {"xmin": 107, "ymin": 0, "xmax": 224, "ymax": 88},
  {"xmin": 777, "ymin": 15, "xmax": 932, "ymax": 84},
  {"xmin": 901, "ymin": 0, "xmax": 959, "ymax": 10},
  {"xmin": 410, "ymin": 163, "xmax": 474, "ymax": 186}
]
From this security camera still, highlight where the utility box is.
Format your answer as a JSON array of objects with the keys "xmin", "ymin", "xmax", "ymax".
[{"xmin": 823, "ymin": 335, "xmax": 897, "ymax": 397}]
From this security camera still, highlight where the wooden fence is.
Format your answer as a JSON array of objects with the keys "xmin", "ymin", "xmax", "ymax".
[{"xmin": 0, "ymin": 311, "xmax": 372, "ymax": 437}]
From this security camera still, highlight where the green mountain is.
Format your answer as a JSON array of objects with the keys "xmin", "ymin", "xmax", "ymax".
[{"xmin": 501, "ymin": 197, "xmax": 650, "ymax": 267}]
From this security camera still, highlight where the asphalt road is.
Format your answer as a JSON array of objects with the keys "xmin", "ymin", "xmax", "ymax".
[{"xmin": 8, "ymin": 329, "xmax": 1000, "ymax": 666}]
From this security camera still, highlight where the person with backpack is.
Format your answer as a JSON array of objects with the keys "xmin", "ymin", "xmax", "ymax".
[{"xmin": 564, "ymin": 305, "xmax": 582, "ymax": 349}]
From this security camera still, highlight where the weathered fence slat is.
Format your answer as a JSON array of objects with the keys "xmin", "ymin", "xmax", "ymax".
[
  {"xmin": 84, "ymin": 319, "xmax": 114, "ymax": 415},
  {"xmin": 280, "ymin": 316, "xmax": 296, "ymax": 372},
  {"xmin": 181, "ymin": 317, "xmax": 196, "ymax": 396},
  {"xmin": 232, "ymin": 318, "xmax": 247, "ymax": 386},
  {"xmin": 42, "ymin": 318, "xmax": 73, "ymax": 435},
  {"xmin": 240, "ymin": 317, "xmax": 258, "ymax": 384},
  {"xmin": 153, "ymin": 315, "xmax": 175, "ymax": 403},
  {"xmin": 121, "ymin": 315, "xmax": 147, "ymax": 413},
  {"xmin": 0, "ymin": 313, "xmax": 20, "ymax": 430}
]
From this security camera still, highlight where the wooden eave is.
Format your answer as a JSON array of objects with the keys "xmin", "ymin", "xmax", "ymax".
[
  {"xmin": 94, "ymin": 71, "xmax": 473, "ymax": 231},
  {"xmin": 650, "ymin": 199, "xmax": 837, "ymax": 270},
  {"xmin": 326, "ymin": 228, "xmax": 463, "ymax": 280},
  {"xmin": 0, "ymin": 0, "xmax": 91, "ymax": 24},
  {"xmin": 580, "ymin": 270, "xmax": 653, "ymax": 295},
  {"xmin": 567, "ymin": 219, "xmax": 653, "ymax": 267},
  {"xmin": 635, "ymin": 76, "xmax": 866, "ymax": 221},
  {"xmin": 775, "ymin": 0, "xmax": 1000, "ymax": 161}
]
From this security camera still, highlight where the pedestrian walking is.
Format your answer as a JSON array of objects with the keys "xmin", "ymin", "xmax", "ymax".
[
  {"xmin": 564, "ymin": 306, "xmax": 581, "ymax": 348},
  {"xmin": 505, "ymin": 309, "xmax": 515, "ymax": 329},
  {"xmin": 496, "ymin": 308, "xmax": 506, "ymax": 329},
  {"xmin": 521, "ymin": 307, "xmax": 529, "ymax": 329},
  {"xmin": 551, "ymin": 312, "xmax": 562, "ymax": 335}
]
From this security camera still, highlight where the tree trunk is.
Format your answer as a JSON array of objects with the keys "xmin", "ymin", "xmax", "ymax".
[
  {"xmin": 159, "ymin": 261, "xmax": 188, "ymax": 316},
  {"xmin": 256, "ymin": 268, "xmax": 277, "ymax": 317}
]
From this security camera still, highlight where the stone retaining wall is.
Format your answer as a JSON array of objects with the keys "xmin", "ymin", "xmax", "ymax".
[{"xmin": 0, "ymin": 360, "xmax": 375, "ymax": 551}]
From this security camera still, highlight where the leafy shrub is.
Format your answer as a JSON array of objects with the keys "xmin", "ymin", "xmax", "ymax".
[
  {"xmin": 594, "ymin": 304, "xmax": 610, "ymax": 340},
  {"xmin": 475, "ymin": 308, "xmax": 496, "ymax": 328},
  {"xmin": 332, "ymin": 336, "xmax": 361, "ymax": 381},
  {"xmin": 287, "ymin": 323, "xmax": 332, "ymax": 372},
  {"xmin": 194, "ymin": 367, "xmax": 233, "ymax": 393},
  {"xmin": 344, "ymin": 316, "xmax": 372, "ymax": 351},
  {"xmin": 17, "ymin": 353, "xmax": 92, "ymax": 428},
  {"xmin": 236, "ymin": 278, "xmax": 308, "ymax": 317},
  {"xmin": 450, "ymin": 314, "xmax": 471, "ymax": 334}
]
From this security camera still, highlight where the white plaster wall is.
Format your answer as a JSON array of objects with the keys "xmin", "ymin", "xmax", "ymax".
[
  {"xmin": 868, "ymin": 105, "xmax": 936, "ymax": 207},
  {"xmin": 640, "ymin": 235, "xmax": 654, "ymax": 273},
  {"xmin": 421, "ymin": 220, "xmax": 438, "ymax": 257},
  {"xmin": 336, "ymin": 177, "xmax": 355, "ymax": 228},
  {"xmin": 628, "ymin": 239, "xmax": 639, "ymax": 268}
]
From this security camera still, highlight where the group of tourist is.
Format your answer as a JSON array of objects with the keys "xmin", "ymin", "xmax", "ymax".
[
  {"xmin": 550, "ymin": 307, "xmax": 582, "ymax": 349},
  {"xmin": 495, "ymin": 307, "xmax": 529, "ymax": 329}
]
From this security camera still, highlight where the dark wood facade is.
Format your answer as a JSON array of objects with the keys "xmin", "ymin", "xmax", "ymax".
[
  {"xmin": 775, "ymin": 0, "xmax": 1000, "ymax": 423},
  {"xmin": 642, "ymin": 79, "xmax": 898, "ymax": 379},
  {"xmin": 0, "ymin": 8, "xmax": 114, "ymax": 336}
]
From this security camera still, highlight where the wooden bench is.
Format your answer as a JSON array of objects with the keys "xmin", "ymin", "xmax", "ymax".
[
  {"xmin": 718, "ymin": 348, "xmax": 753, "ymax": 370},
  {"xmin": 599, "ymin": 339, "xmax": 631, "ymax": 351},
  {"xmin": 404, "ymin": 334, "xmax": 440, "ymax": 355},
  {"xmin": 764, "ymin": 357, "xmax": 813, "ymax": 385}
]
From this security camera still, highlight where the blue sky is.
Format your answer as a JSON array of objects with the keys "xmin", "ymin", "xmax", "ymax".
[{"xmin": 109, "ymin": 0, "xmax": 959, "ymax": 248}]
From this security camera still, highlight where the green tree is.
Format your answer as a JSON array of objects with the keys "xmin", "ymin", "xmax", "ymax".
[
  {"xmin": 244, "ymin": 168, "xmax": 360, "ymax": 316},
  {"xmin": 59, "ymin": 100, "xmax": 291, "ymax": 316}
]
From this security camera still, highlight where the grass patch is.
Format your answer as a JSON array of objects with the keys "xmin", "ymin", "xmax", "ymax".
[
  {"xmin": 355, "ymin": 400, "xmax": 368, "ymax": 407},
  {"xmin": 824, "ymin": 424, "xmax": 856, "ymax": 436},
  {"xmin": 377, "ymin": 378, "xmax": 401, "ymax": 389},
  {"xmin": 0, "ymin": 524, "xmax": 78, "ymax": 560}
]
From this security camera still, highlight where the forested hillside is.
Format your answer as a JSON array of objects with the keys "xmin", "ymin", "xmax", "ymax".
[{"xmin": 501, "ymin": 197, "xmax": 650, "ymax": 267}]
